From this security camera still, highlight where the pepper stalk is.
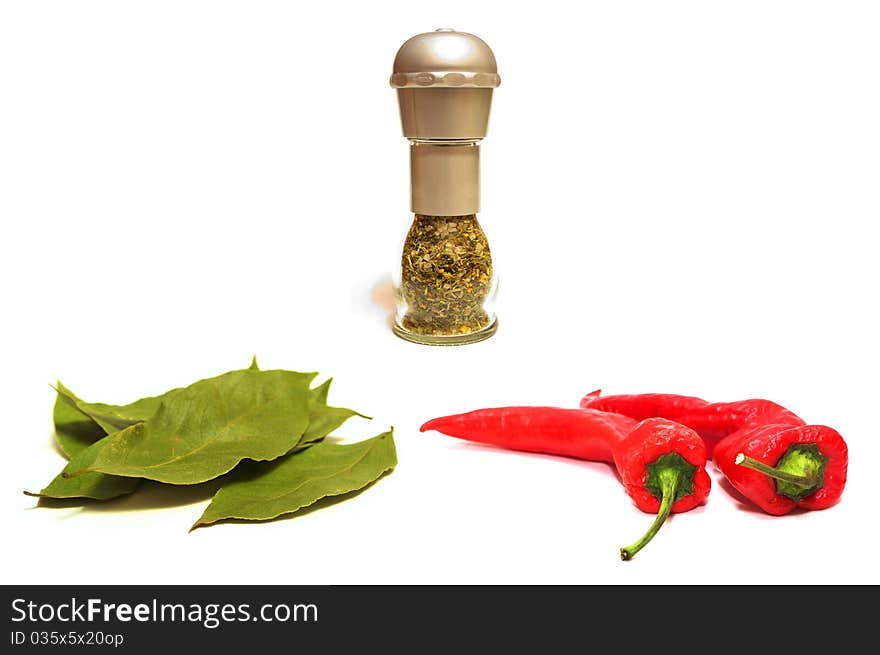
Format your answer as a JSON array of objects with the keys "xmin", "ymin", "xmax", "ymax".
[
  {"xmin": 735, "ymin": 444, "xmax": 827, "ymax": 501},
  {"xmin": 620, "ymin": 452, "xmax": 696, "ymax": 561}
]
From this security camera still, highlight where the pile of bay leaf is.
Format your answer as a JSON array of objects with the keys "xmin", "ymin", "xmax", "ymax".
[{"xmin": 26, "ymin": 358, "xmax": 397, "ymax": 530}]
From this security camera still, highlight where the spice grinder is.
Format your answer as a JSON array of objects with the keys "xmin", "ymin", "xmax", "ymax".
[{"xmin": 390, "ymin": 28, "xmax": 500, "ymax": 345}]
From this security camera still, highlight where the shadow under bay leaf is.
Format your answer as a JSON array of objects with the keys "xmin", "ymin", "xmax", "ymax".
[
  {"xmin": 27, "ymin": 496, "xmax": 99, "ymax": 510},
  {"xmin": 77, "ymin": 479, "xmax": 225, "ymax": 514}
]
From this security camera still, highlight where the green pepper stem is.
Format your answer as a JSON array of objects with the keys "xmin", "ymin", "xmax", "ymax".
[
  {"xmin": 620, "ymin": 467, "xmax": 680, "ymax": 561},
  {"xmin": 734, "ymin": 453, "xmax": 819, "ymax": 488}
]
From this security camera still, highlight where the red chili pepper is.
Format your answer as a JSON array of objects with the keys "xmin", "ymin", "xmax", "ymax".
[
  {"xmin": 714, "ymin": 422, "xmax": 848, "ymax": 515},
  {"xmin": 420, "ymin": 407, "xmax": 636, "ymax": 462},
  {"xmin": 580, "ymin": 390, "xmax": 710, "ymax": 424},
  {"xmin": 420, "ymin": 407, "xmax": 710, "ymax": 560},
  {"xmin": 580, "ymin": 391, "xmax": 805, "ymax": 451},
  {"xmin": 580, "ymin": 391, "xmax": 847, "ymax": 514}
]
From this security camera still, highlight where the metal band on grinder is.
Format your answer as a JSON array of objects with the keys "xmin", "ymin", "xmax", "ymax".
[{"xmin": 410, "ymin": 142, "xmax": 480, "ymax": 216}]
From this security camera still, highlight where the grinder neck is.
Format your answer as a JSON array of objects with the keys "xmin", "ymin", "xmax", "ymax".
[{"xmin": 410, "ymin": 139, "xmax": 481, "ymax": 217}]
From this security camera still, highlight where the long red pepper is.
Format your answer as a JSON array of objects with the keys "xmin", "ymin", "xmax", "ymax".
[
  {"xmin": 580, "ymin": 391, "xmax": 803, "ymax": 452},
  {"xmin": 580, "ymin": 392, "xmax": 848, "ymax": 514},
  {"xmin": 421, "ymin": 407, "xmax": 635, "ymax": 462},
  {"xmin": 420, "ymin": 407, "xmax": 710, "ymax": 560}
]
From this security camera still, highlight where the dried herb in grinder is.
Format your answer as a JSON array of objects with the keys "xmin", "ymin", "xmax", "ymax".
[{"xmin": 399, "ymin": 215, "xmax": 494, "ymax": 338}]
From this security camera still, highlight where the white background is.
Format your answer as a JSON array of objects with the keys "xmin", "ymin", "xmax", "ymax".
[{"xmin": 2, "ymin": 1, "xmax": 878, "ymax": 585}]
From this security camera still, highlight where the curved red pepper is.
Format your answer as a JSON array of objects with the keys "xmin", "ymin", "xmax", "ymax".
[
  {"xmin": 581, "ymin": 390, "xmax": 709, "ymax": 424},
  {"xmin": 420, "ymin": 407, "xmax": 710, "ymax": 559},
  {"xmin": 420, "ymin": 407, "xmax": 636, "ymax": 463},
  {"xmin": 581, "ymin": 391, "xmax": 803, "ymax": 453}
]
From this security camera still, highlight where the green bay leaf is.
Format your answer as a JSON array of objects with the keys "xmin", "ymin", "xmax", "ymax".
[
  {"xmin": 26, "ymin": 435, "xmax": 141, "ymax": 500},
  {"xmin": 56, "ymin": 382, "xmax": 180, "ymax": 434},
  {"xmin": 299, "ymin": 404, "xmax": 366, "ymax": 445},
  {"xmin": 53, "ymin": 382, "xmax": 107, "ymax": 459},
  {"xmin": 310, "ymin": 378, "xmax": 332, "ymax": 405},
  {"xmin": 54, "ymin": 358, "xmax": 262, "ymax": 436},
  {"xmin": 37, "ymin": 359, "xmax": 364, "ymax": 505},
  {"xmin": 73, "ymin": 369, "xmax": 316, "ymax": 485},
  {"xmin": 299, "ymin": 378, "xmax": 370, "ymax": 446},
  {"xmin": 192, "ymin": 430, "xmax": 396, "ymax": 530}
]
